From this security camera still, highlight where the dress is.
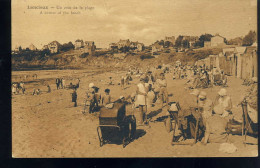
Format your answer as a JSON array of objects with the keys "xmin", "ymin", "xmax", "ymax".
[{"xmin": 135, "ymin": 83, "xmax": 146, "ymax": 106}]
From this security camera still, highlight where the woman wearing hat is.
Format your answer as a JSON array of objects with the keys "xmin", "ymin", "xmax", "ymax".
[
  {"xmin": 213, "ymin": 88, "xmax": 232, "ymax": 118},
  {"xmin": 135, "ymin": 77, "xmax": 148, "ymax": 125}
]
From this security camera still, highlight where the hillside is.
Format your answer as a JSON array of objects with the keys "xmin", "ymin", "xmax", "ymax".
[{"xmin": 12, "ymin": 47, "xmax": 223, "ymax": 71}]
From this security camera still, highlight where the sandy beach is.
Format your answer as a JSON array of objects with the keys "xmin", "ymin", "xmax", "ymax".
[{"xmin": 12, "ymin": 68, "xmax": 258, "ymax": 158}]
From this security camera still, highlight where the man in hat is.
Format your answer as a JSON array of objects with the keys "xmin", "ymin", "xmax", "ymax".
[{"xmin": 213, "ymin": 88, "xmax": 232, "ymax": 118}]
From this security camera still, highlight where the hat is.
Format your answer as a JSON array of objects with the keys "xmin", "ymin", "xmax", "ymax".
[
  {"xmin": 198, "ymin": 91, "xmax": 207, "ymax": 99},
  {"xmin": 190, "ymin": 89, "xmax": 200, "ymax": 96},
  {"xmin": 89, "ymin": 83, "xmax": 94, "ymax": 88},
  {"xmin": 218, "ymin": 88, "xmax": 227, "ymax": 96},
  {"xmin": 252, "ymin": 77, "xmax": 258, "ymax": 83}
]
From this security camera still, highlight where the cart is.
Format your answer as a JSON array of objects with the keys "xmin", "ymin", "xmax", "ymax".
[{"xmin": 97, "ymin": 102, "xmax": 136, "ymax": 148}]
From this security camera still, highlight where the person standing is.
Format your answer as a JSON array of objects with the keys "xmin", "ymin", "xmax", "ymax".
[
  {"xmin": 197, "ymin": 91, "xmax": 213, "ymax": 144},
  {"xmin": 135, "ymin": 78, "xmax": 148, "ymax": 125},
  {"xmin": 62, "ymin": 78, "xmax": 66, "ymax": 89},
  {"xmin": 56, "ymin": 78, "xmax": 60, "ymax": 90},
  {"xmin": 121, "ymin": 76, "xmax": 125, "ymax": 89},
  {"xmin": 20, "ymin": 82, "xmax": 25, "ymax": 94},
  {"xmin": 47, "ymin": 85, "xmax": 51, "ymax": 93},
  {"xmin": 60, "ymin": 78, "xmax": 64, "ymax": 89},
  {"xmin": 156, "ymin": 73, "xmax": 168, "ymax": 108},
  {"xmin": 102, "ymin": 89, "xmax": 111, "ymax": 106},
  {"xmin": 71, "ymin": 88, "xmax": 77, "ymax": 107}
]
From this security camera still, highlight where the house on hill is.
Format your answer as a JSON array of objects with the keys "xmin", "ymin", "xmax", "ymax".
[
  {"xmin": 152, "ymin": 43, "xmax": 163, "ymax": 53},
  {"xmin": 204, "ymin": 41, "xmax": 211, "ymax": 48},
  {"xmin": 137, "ymin": 43, "xmax": 144, "ymax": 52},
  {"xmin": 48, "ymin": 41, "xmax": 61, "ymax": 53},
  {"xmin": 84, "ymin": 41, "xmax": 96, "ymax": 55},
  {"xmin": 117, "ymin": 39, "xmax": 131, "ymax": 48},
  {"xmin": 75, "ymin": 39, "xmax": 84, "ymax": 49},
  {"xmin": 210, "ymin": 34, "xmax": 226, "ymax": 47},
  {"xmin": 165, "ymin": 36, "xmax": 175, "ymax": 45},
  {"xmin": 109, "ymin": 43, "xmax": 118, "ymax": 50},
  {"xmin": 182, "ymin": 36, "xmax": 199, "ymax": 47},
  {"xmin": 29, "ymin": 44, "xmax": 37, "ymax": 51}
]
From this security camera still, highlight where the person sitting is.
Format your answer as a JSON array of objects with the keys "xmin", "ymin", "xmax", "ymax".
[
  {"xmin": 102, "ymin": 89, "xmax": 111, "ymax": 106},
  {"xmin": 213, "ymin": 88, "xmax": 232, "ymax": 119}
]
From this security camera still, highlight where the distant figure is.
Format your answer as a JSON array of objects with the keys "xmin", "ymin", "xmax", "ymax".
[
  {"xmin": 20, "ymin": 82, "xmax": 25, "ymax": 94},
  {"xmin": 36, "ymin": 89, "xmax": 41, "ymax": 95},
  {"xmin": 94, "ymin": 87, "xmax": 101, "ymax": 109},
  {"xmin": 102, "ymin": 89, "xmax": 111, "ymax": 106},
  {"xmin": 32, "ymin": 88, "xmax": 36, "ymax": 95},
  {"xmin": 60, "ymin": 78, "xmax": 64, "ymax": 89},
  {"xmin": 121, "ymin": 76, "xmax": 125, "ymax": 89},
  {"xmin": 56, "ymin": 78, "xmax": 60, "ymax": 90},
  {"xmin": 47, "ymin": 85, "xmax": 51, "ymax": 93},
  {"xmin": 109, "ymin": 77, "xmax": 113, "ymax": 85},
  {"xmin": 71, "ymin": 88, "xmax": 77, "ymax": 107}
]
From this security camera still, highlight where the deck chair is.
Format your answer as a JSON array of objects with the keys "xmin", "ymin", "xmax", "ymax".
[{"xmin": 241, "ymin": 100, "xmax": 258, "ymax": 144}]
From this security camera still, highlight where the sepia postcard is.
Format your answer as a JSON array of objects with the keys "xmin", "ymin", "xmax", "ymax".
[{"xmin": 12, "ymin": 0, "xmax": 258, "ymax": 158}]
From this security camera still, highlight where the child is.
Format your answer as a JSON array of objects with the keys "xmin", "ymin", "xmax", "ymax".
[{"xmin": 102, "ymin": 89, "xmax": 111, "ymax": 106}]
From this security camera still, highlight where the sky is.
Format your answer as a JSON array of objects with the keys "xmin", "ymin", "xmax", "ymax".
[{"xmin": 12, "ymin": 0, "xmax": 257, "ymax": 49}]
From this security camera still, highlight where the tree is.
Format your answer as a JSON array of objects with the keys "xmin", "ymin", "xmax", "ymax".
[
  {"xmin": 60, "ymin": 42, "xmax": 75, "ymax": 51},
  {"xmin": 158, "ymin": 40, "xmax": 165, "ymax": 47},
  {"xmin": 175, "ymin": 35, "xmax": 183, "ymax": 47},
  {"xmin": 242, "ymin": 30, "xmax": 257, "ymax": 46},
  {"xmin": 164, "ymin": 41, "xmax": 173, "ymax": 48},
  {"xmin": 227, "ymin": 37, "xmax": 243, "ymax": 45},
  {"xmin": 182, "ymin": 39, "xmax": 190, "ymax": 48},
  {"xmin": 195, "ymin": 34, "xmax": 213, "ymax": 47}
]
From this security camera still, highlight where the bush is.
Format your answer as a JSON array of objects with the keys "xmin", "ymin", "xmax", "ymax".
[
  {"xmin": 79, "ymin": 53, "xmax": 89, "ymax": 58},
  {"xmin": 140, "ymin": 53, "xmax": 155, "ymax": 60}
]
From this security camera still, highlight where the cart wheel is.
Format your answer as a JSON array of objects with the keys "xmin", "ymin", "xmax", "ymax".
[{"xmin": 97, "ymin": 127, "xmax": 103, "ymax": 147}]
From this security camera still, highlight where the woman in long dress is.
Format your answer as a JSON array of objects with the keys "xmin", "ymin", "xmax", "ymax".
[{"xmin": 135, "ymin": 78, "xmax": 148, "ymax": 125}]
